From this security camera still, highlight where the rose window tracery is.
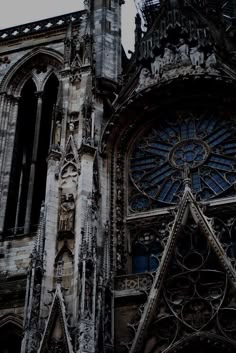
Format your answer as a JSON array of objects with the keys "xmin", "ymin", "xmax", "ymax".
[{"xmin": 129, "ymin": 115, "xmax": 236, "ymax": 211}]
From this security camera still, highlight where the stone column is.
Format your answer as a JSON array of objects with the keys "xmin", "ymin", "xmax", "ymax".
[
  {"xmin": 59, "ymin": 70, "xmax": 71, "ymax": 149},
  {"xmin": 39, "ymin": 149, "xmax": 60, "ymax": 325},
  {"xmin": 0, "ymin": 96, "xmax": 19, "ymax": 234},
  {"xmin": 24, "ymin": 91, "xmax": 43, "ymax": 234}
]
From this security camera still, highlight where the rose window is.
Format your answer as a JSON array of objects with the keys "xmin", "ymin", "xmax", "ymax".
[{"xmin": 129, "ymin": 115, "xmax": 236, "ymax": 211}]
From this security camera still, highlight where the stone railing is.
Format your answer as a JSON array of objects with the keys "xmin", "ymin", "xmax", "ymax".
[{"xmin": 114, "ymin": 272, "xmax": 154, "ymax": 292}]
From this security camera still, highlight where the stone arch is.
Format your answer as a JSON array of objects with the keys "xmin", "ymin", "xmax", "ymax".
[
  {"xmin": 0, "ymin": 314, "xmax": 23, "ymax": 353},
  {"xmin": 55, "ymin": 242, "xmax": 74, "ymax": 290},
  {"xmin": 0, "ymin": 47, "xmax": 63, "ymax": 95},
  {"xmin": 3, "ymin": 48, "xmax": 61, "ymax": 235}
]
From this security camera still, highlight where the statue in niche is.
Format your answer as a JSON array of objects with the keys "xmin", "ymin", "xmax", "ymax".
[
  {"xmin": 54, "ymin": 120, "xmax": 62, "ymax": 145},
  {"xmin": 58, "ymin": 194, "xmax": 75, "ymax": 234}
]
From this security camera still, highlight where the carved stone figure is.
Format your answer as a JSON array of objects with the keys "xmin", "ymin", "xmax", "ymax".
[
  {"xmin": 205, "ymin": 52, "xmax": 217, "ymax": 67},
  {"xmin": 137, "ymin": 67, "xmax": 152, "ymax": 90},
  {"xmin": 163, "ymin": 45, "xmax": 175, "ymax": 65},
  {"xmin": 54, "ymin": 120, "xmax": 62, "ymax": 145},
  {"xmin": 58, "ymin": 194, "xmax": 75, "ymax": 233},
  {"xmin": 151, "ymin": 55, "xmax": 163, "ymax": 77},
  {"xmin": 189, "ymin": 46, "xmax": 204, "ymax": 66},
  {"xmin": 177, "ymin": 39, "xmax": 190, "ymax": 64}
]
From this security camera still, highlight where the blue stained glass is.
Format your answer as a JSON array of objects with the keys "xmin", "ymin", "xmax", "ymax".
[
  {"xmin": 203, "ymin": 176, "xmax": 222, "ymax": 193},
  {"xmin": 149, "ymin": 256, "xmax": 159, "ymax": 271},
  {"xmin": 129, "ymin": 115, "xmax": 236, "ymax": 209},
  {"xmin": 226, "ymin": 173, "xmax": 236, "ymax": 183},
  {"xmin": 145, "ymin": 165, "xmax": 172, "ymax": 184},
  {"xmin": 205, "ymin": 118, "xmax": 218, "ymax": 133},
  {"xmin": 131, "ymin": 157, "xmax": 157, "ymax": 171},
  {"xmin": 133, "ymin": 255, "xmax": 147, "ymax": 273},
  {"xmin": 188, "ymin": 120, "xmax": 195, "ymax": 138},
  {"xmin": 165, "ymin": 181, "xmax": 181, "ymax": 202},
  {"xmin": 158, "ymin": 180, "xmax": 173, "ymax": 201},
  {"xmin": 210, "ymin": 172, "xmax": 230, "ymax": 189},
  {"xmin": 206, "ymin": 129, "xmax": 231, "ymax": 147},
  {"xmin": 192, "ymin": 172, "xmax": 201, "ymax": 192}
]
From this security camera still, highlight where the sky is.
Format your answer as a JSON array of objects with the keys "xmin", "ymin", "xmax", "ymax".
[{"xmin": 0, "ymin": 0, "xmax": 137, "ymax": 54}]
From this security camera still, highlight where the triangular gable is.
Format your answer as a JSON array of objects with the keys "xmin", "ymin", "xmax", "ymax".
[
  {"xmin": 130, "ymin": 186, "xmax": 236, "ymax": 353},
  {"xmin": 55, "ymin": 134, "xmax": 79, "ymax": 180},
  {"xmin": 37, "ymin": 284, "xmax": 74, "ymax": 353}
]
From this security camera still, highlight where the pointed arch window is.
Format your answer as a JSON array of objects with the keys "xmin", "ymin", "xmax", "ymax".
[
  {"xmin": 5, "ymin": 72, "xmax": 59, "ymax": 235},
  {"xmin": 0, "ymin": 322, "xmax": 22, "ymax": 353}
]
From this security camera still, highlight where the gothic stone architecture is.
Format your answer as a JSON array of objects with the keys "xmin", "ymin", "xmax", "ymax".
[{"xmin": 1, "ymin": 0, "xmax": 236, "ymax": 352}]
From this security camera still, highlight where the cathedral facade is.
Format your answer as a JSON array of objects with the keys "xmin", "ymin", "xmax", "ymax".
[{"xmin": 0, "ymin": 0, "xmax": 236, "ymax": 352}]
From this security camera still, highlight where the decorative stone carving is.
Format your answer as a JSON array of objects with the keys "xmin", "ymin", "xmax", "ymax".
[
  {"xmin": 58, "ymin": 194, "xmax": 75, "ymax": 234},
  {"xmin": 0, "ymin": 56, "xmax": 10, "ymax": 70},
  {"xmin": 114, "ymin": 273, "xmax": 153, "ymax": 292},
  {"xmin": 177, "ymin": 39, "xmax": 190, "ymax": 65},
  {"xmin": 136, "ymin": 67, "xmax": 152, "ymax": 91},
  {"xmin": 151, "ymin": 55, "xmax": 163, "ymax": 77},
  {"xmin": 82, "ymin": 98, "xmax": 95, "ymax": 146},
  {"xmin": 48, "ymin": 338, "xmax": 65, "ymax": 353},
  {"xmin": 54, "ymin": 120, "xmax": 62, "ymax": 145},
  {"xmin": 189, "ymin": 45, "xmax": 204, "ymax": 66}
]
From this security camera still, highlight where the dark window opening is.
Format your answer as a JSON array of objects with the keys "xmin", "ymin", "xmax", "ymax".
[
  {"xmin": 5, "ymin": 79, "xmax": 37, "ymax": 234},
  {"xmin": 5, "ymin": 73, "xmax": 59, "ymax": 235},
  {"xmin": 31, "ymin": 73, "xmax": 59, "ymax": 229},
  {"xmin": 0, "ymin": 323, "xmax": 22, "ymax": 353}
]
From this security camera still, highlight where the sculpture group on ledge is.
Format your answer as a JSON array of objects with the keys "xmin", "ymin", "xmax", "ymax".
[{"xmin": 136, "ymin": 39, "xmax": 218, "ymax": 91}]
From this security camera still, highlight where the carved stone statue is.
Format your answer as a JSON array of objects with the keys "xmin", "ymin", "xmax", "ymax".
[
  {"xmin": 136, "ymin": 67, "xmax": 152, "ymax": 91},
  {"xmin": 189, "ymin": 46, "xmax": 204, "ymax": 66},
  {"xmin": 54, "ymin": 120, "xmax": 62, "ymax": 145},
  {"xmin": 151, "ymin": 55, "xmax": 163, "ymax": 77},
  {"xmin": 205, "ymin": 52, "xmax": 217, "ymax": 67},
  {"xmin": 163, "ymin": 45, "xmax": 175, "ymax": 65},
  {"xmin": 177, "ymin": 39, "xmax": 190, "ymax": 65},
  {"xmin": 58, "ymin": 194, "xmax": 75, "ymax": 233}
]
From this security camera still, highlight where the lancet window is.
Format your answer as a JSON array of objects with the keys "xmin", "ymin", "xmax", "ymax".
[{"xmin": 4, "ymin": 69, "xmax": 59, "ymax": 235}]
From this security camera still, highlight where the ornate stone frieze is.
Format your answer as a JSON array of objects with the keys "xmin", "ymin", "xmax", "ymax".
[{"xmin": 114, "ymin": 273, "xmax": 154, "ymax": 292}]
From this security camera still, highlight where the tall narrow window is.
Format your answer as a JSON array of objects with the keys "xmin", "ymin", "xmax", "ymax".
[
  {"xmin": 5, "ymin": 74, "xmax": 59, "ymax": 235},
  {"xmin": 5, "ymin": 79, "xmax": 37, "ymax": 234},
  {"xmin": 31, "ymin": 73, "xmax": 59, "ymax": 229}
]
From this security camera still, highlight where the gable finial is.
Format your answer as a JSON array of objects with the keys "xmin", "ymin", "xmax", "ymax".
[{"xmin": 183, "ymin": 163, "xmax": 191, "ymax": 191}]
